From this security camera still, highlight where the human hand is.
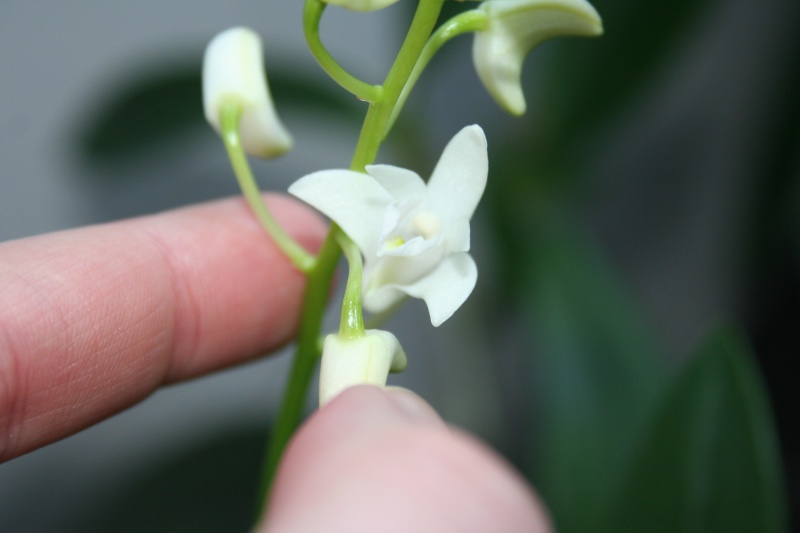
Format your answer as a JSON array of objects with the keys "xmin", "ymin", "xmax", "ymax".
[
  {"xmin": 261, "ymin": 385, "xmax": 551, "ymax": 533},
  {"xmin": 0, "ymin": 195, "xmax": 549, "ymax": 532}
]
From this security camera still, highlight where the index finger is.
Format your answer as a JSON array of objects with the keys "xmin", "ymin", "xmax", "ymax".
[{"xmin": 0, "ymin": 195, "xmax": 326, "ymax": 462}]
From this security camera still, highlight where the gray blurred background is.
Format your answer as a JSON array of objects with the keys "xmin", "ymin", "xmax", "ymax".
[{"xmin": 1, "ymin": 0, "xmax": 798, "ymax": 531}]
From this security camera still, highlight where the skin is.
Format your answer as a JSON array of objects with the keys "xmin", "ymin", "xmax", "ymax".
[{"xmin": 0, "ymin": 194, "xmax": 550, "ymax": 532}]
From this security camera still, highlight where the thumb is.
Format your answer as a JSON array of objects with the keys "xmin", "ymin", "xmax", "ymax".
[{"xmin": 257, "ymin": 385, "xmax": 551, "ymax": 533}]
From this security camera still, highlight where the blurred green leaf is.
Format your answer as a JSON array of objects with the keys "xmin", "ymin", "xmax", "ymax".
[
  {"xmin": 744, "ymin": 24, "xmax": 800, "ymax": 270},
  {"xmin": 477, "ymin": 0, "xmax": 720, "ymax": 203},
  {"xmin": 537, "ymin": 0, "xmax": 718, "ymax": 142},
  {"xmin": 481, "ymin": 0, "xmax": 723, "ymax": 277},
  {"xmin": 79, "ymin": 66, "xmax": 204, "ymax": 162},
  {"xmin": 79, "ymin": 63, "xmax": 361, "ymax": 165},
  {"xmin": 609, "ymin": 326, "xmax": 786, "ymax": 533},
  {"xmin": 81, "ymin": 428, "xmax": 268, "ymax": 533},
  {"xmin": 524, "ymin": 223, "xmax": 668, "ymax": 533}
]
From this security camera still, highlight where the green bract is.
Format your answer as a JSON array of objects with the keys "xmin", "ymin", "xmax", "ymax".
[{"xmin": 473, "ymin": 0, "xmax": 603, "ymax": 115}]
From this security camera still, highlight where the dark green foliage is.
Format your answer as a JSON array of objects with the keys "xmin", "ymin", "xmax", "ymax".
[
  {"xmin": 538, "ymin": 0, "xmax": 719, "ymax": 142},
  {"xmin": 80, "ymin": 66, "xmax": 205, "ymax": 162},
  {"xmin": 524, "ymin": 224, "xmax": 668, "ymax": 532},
  {"xmin": 81, "ymin": 429, "xmax": 267, "ymax": 533},
  {"xmin": 610, "ymin": 327, "xmax": 786, "ymax": 533}
]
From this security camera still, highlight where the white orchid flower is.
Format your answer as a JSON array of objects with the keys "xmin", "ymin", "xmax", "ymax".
[
  {"xmin": 202, "ymin": 27, "xmax": 293, "ymax": 158},
  {"xmin": 473, "ymin": 0, "xmax": 603, "ymax": 115},
  {"xmin": 321, "ymin": 0, "xmax": 401, "ymax": 12},
  {"xmin": 289, "ymin": 125, "xmax": 488, "ymax": 327},
  {"xmin": 319, "ymin": 329, "xmax": 407, "ymax": 406}
]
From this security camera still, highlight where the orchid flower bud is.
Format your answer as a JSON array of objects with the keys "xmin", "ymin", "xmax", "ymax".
[
  {"xmin": 473, "ymin": 0, "xmax": 603, "ymax": 115},
  {"xmin": 321, "ymin": 0, "xmax": 401, "ymax": 12},
  {"xmin": 319, "ymin": 329, "xmax": 407, "ymax": 406},
  {"xmin": 202, "ymin": 27, "xmax": 293, "ymax": 158}
]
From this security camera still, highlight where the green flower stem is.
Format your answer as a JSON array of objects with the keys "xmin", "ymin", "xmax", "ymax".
[
  {"xmin": 304, "ymin": 0, "xmax": 383, "ymax": 103},
  {"xmin": 255, "ymin": 0, "xmax": 448, "ymax": 521},
  {"xmin": 387, "ymin": 10, "xmax": 488, "ymax": 134},
  {"xmin": 256, "ymin": 223, "xmax": 341, "ymax": 515},
  {"xmin": 350, "ymin": 0, "xmax": 447, "ymax": 171},
  {"xmin": 335, "ymin": 229, "xmax": 365, "ymax": 338},
  {"xmin": 220, "ymin": 101, "xmax": 316, "ymax": 273}
]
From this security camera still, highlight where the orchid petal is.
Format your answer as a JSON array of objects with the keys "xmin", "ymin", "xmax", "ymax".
[
  {"xmin": 427, "ymin": 125, "xmax": 488, "ymax": 222},
  {"xmin": 371, "ymin": 253, "xmax": 478, "ymax": 327},
  {"xmin": 379, "ymin": 235, "xmax": 442, "ymax": 258},
  {"xmin": 366, "ymin": 244, "xmax": 446, "ymax": 298},
  {"xmin": 289, "ymin": 170, "xmax": 391, "ymax": 258},
  {"xmin": 366, "ymin": 165, "xmax": 427, "ymax": 203},
  {"xmin": 362, "ymin": 283, "xmax": 407, "ymax": 315},
  {"xmin": 443, "ymin": 216, "xmax": 471, "ymax": 253}
]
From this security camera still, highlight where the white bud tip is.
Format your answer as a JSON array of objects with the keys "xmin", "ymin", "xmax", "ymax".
[{"xmin": 202, "ymin": 27, "xmax": 293, "ymax": 158}]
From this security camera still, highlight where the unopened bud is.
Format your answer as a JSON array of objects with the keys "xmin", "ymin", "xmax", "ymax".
[
  {"xmin": 319, "ymin": 329, "xmax": 407, "ymax": 406},
  {"xmin": 202, "ymin": 27, "xmax": 293, "ymax": 158}
]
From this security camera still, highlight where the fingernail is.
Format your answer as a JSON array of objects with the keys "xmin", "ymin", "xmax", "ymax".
[{"xmin": 384, "ymin": 387, "xmax": 444, "ymax": 425}]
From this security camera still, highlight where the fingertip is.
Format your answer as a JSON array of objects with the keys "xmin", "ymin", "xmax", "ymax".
[
  {"xmin": 383, "ymin": 386, "xmax": 444, "ymax": 425},
  {"xmin": 261, "ymin": 386, "xmax": 551, "ymax": 533},
  {"xmin": 321, "ymin": 385, "xmax": 444, "ymax": 429}
]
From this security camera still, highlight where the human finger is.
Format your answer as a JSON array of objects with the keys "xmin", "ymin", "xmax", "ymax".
[
  {"xmin": 261, "ymin": 386, "xmax": 551, "ymax": 533},
  {"xmin": 0, "ymin": 194, "xmax": 326, "ymax": 461}
]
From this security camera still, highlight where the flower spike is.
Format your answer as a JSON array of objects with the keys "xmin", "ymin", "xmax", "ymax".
[
  {"xmin": 203, "ymin": 27, "xmax": 293, "ymax": 158},
  {"xmin": 289, "ymin": 125, "xmax": 487, "ymax": 326},
  {"xmin": 473, "ymin": 0, "xmax": 603, "ymax": 115}
]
